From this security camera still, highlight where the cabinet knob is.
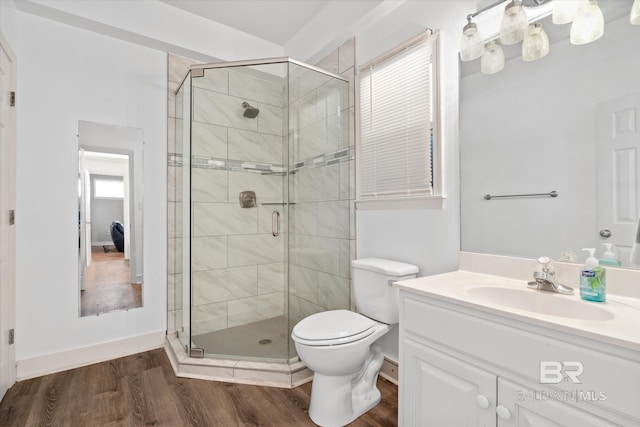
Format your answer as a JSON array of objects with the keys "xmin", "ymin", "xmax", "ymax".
[
  {"xmin": 496, "ymin": 405, "xmax": 511, "ymax": 420},
  {"xmin": 475, "ymin": 394, "xmax": 490, "ymax": 409}
]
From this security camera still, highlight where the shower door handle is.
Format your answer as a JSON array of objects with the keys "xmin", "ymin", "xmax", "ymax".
[{"xmin": 272, "ymin": 210, "xmax": 280, "ymax": 237}]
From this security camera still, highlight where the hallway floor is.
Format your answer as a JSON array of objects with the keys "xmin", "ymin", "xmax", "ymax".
[
  {"xmin": 81, "ymin": 246, "xmax": 142, "ymax": 317},
  {"xmin": 0, "ymin": 348, "xmax": 398, "ymax": 426}
]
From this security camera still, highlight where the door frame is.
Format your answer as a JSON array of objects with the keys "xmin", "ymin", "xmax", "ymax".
[{"xmin": 0, "ymin": 30, "xmax": 17, "ymax": 401}]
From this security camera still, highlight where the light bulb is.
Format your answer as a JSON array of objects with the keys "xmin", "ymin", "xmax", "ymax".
[
  {"xmin": 500, "ymin": 0, "xmax": 528, "ymax": 45},
  {"xmin": 570, "ymin": 1, "xmax": 604, "ymax": 45},
  {"xmin": 553, "ymin": 0, "xmax": 588, "ymax": 24},
  {"xmin": 481, "ymin": 41, "xmax": 505, "ymax": 75},
  {"xmin": 631, "ymin": 0, "xmax": 640, "ymax": 25},
  {"xmin": 522, "ymin": 22, "xmax": 550, "ymax": 62},
  {"xmin": 460, "ymin": 21, "xmax": 484, "ymax": 62}
]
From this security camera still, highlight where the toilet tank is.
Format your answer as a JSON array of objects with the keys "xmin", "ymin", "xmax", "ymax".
[{"xmin": 351, "ymin": 258, "xmax": 418, "ymax": 324}]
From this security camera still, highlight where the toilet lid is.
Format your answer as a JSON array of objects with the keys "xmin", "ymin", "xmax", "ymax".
[{"xmin": 292, "ymin": 310, "xmax": 376, "ymax": 343}]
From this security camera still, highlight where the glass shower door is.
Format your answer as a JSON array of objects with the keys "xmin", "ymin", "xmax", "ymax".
[{"xmin": 188, "ymin": 62, "xmax": 290, "ymax": 361}]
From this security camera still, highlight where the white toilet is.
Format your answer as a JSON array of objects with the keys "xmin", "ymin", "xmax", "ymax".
[{"xmin": 291, "ymin": 258, "xmax": 418, "ymax": 427}]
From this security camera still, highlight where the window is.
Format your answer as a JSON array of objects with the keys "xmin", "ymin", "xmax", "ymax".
[
  {"xmin": 358, "ymin": 30, "xmax": 441, "ymax": 208},
  {"xmin": 94, "ymin": 178, "xmax": 124, "ymax": 199}
]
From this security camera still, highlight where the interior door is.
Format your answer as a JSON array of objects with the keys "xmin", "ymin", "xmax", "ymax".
[
  {"xmin": 596, "ymin": 93, "xmax": 640, "ymax": 266},
  {"xmin": 0, "ymin": 33, "xmax": 17, "ymax": 401}
]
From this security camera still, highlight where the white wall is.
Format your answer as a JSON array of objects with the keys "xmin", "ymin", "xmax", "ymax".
[
  {"xmin": 351, "ymin": 2, "xmax": 469, "ymax": 359},
  {"xmin": 0, "ymin": 0, "xmax": 18, "ymax": 49},
  {"xmin": 15, "ymin": 12, "xmax": 167, "ymax": 367}
]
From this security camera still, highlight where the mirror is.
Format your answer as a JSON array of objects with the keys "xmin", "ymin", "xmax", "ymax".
[
  {"xmin": 460, "ymin": 1, "xmax": 640, "ymax": 269},
  {"xmin": 78, "ymin": 121, "xmax": 144, "ymax": 316}
]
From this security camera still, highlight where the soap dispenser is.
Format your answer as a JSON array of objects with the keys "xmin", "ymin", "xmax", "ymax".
[
  {"xmin": 580, "ymin": 248, "xmax": 606, "ymax": 302},
  {"xmin": 599, "ymin": 243, "xmax": 622, "ymax": 267}
]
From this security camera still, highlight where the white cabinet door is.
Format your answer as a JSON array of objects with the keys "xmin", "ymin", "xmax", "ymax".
[
  {"xmin": 497, "ymin": 378, "xmax": 617, "ymax": 427},
  {"xmin": 401, "ymin": 338, "xmax": 496, "ymax": 427}
]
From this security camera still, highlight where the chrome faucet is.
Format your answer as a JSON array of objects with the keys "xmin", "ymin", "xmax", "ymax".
[{"xmin": 527, "ymin": 256, "xmax": 574, "ymax": 295}]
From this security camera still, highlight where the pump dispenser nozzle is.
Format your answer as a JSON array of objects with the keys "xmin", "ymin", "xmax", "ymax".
[{"xmin": 582, "ymin": 248, "xmax": 598, "ymax": 268}]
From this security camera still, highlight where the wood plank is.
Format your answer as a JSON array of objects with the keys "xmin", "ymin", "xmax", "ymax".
[{"xmin": 0, "ymin": 348, "xmax": 398, "ymax": 426}]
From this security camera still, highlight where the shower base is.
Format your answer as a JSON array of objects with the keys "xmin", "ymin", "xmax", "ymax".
[
  {"xmin": 164, "ymin": 321, "xmax": 313, "ymax": 388},
  {"xmin": 192, "ymin": 315, "xmax": 290, "ymax": 360}
]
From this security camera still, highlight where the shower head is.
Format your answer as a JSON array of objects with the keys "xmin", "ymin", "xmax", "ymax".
[{"xmin": 242, "ymin": 101, "xmax": 260, "ymax": 119}]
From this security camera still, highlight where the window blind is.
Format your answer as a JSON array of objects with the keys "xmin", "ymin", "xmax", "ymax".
[{"xmin": 359, "ymin": 32, "xmax": 436, "ymax": 200}]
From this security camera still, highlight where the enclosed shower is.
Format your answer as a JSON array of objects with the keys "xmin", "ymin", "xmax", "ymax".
[{"xmin": 170, "ymin": 58, "xmax": 352, "ymax": 366}]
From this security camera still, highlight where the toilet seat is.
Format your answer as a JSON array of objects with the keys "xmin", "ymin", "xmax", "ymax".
[{"xmin": 292, "ymin": 309, "xmax": 377, "ymax": 346}]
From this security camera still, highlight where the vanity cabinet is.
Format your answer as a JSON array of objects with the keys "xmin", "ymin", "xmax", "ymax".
[{"xmin": 398, "ymin": 291, "xmax": 640, "ymax": 427}]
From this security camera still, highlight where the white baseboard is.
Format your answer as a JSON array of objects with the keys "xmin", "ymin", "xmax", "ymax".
[{"xmin": 17, "ymin": 330, "xmax": 166, "ymax": 380}]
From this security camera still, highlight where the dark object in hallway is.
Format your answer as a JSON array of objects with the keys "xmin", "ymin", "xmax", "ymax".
[
  {"xmin": 0, "ymin": 349, "xmax": 398, "ymax": 426},
  {"xmin": 110, "ymin": 220, "xmax": 124, "ymax": 252}
]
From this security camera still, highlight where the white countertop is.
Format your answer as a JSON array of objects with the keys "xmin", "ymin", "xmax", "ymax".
[{"xmin": 394, "ymin": 270, "xmax": 640, "ymax": 352}]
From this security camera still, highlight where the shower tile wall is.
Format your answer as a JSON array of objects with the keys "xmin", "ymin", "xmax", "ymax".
[
  {"xmin": 167, "ymin": 37, "xmax": 356, "ymax": 348},
  {"xmin": 168, "ymin": 54, "xmax": 198, "ymax": 336},
  {"xmin": 189, "ymin": 65, "xmax": 287, "ymax": 336},
  {"xmin": 287, "ymin": 38, "xmax": 356, "ymax": 329}
]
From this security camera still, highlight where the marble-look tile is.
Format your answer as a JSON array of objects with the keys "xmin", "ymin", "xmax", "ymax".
[
  {"xmin": 167, "ymin": 237, "xmax": 182, "ymax": 275},
  {"xmin": 192, "ymin": 68, "xmax": 229, "ymax": 94},
  {"xmin": 315, "ymin": 49, "xmax": 339, "ymax": 75},
  {"xmin": 339, "ymin": 161, "xmax": 351, "ymax": 201},
  {"xmin": 169, "ymin": 54, "xmax": 199, "ymax": 83},
  {"xmin": 193, "ymin": 266, "xmax": 257, "ymax": 306},
  {"xmin": 291, "ymin": 202, "xmax": 317, "ymax": 236},
  {"xmin": 317, "ymin": 201, "xmax": 349, "ymax": 238},
  {"xmin": 317, "ymin": 272, "xmax": 350, "ymax": 310},
  {"xmin": 193, "ymin": 88, "xmax": 257, "ymax": 132},
  {"xmin": 298, "ymin": 68, "xmax": 333, "ymax": 100},
  {"xmin": 233, "ymin": 368, "xmax": 291, "ymax": 387},
  {"xmin": 338, "ymin": 37, "xmax": 355, "ymax": 74},
  {"xmin": 228, "ymin": 234, "xmax": 284, "ymax": 267},
  {"xmin": 228, "ymin": 171, "xmax": 283, "ymax": 204},
  {"xmin": 339, "ymin": 238, "xmax": 352, "ymax": 279},
  {"xmin": 227, "ymin": 292, "xmax": 284, "ymax": 327},
  {"xmin": 349, "ymin": 201, "xmax": 355, "ymax": 240},
  {"xmin": 168, "ymin": 118, "xmax": 176, "ymax": 154},
  {"xmin": 294, "ymin": 90, "xmax": 320, "ymax": 131},
  {"xmin": 192, "ymin": 122, "xmax": 227, "ymax": 159},
  {"xmin": 228, "ymin": 128, "xmax": 283, "ymax": 164},
  {"xmin": 192, "ymin": 302, "xmax": 228, "ymax": 335},
  {"xmin": 192, "ymin": 169, "xmax": 228, "ymax": 202},
  {"xmin": 180, "ymin": 364, "xmax": 235, "ymax": 380},
  {"xmin": 175, "ymin": 118, "xmax": 184, "ymax": 155},
  {"xmin": 290, "ymin": 264, "xmax": 318, "ymax": 304},
  {"xmin": 168, "ymin": 80, "xmax": 180, "ymax": 119},
  {"xmin": 340, "ymin": 67, "xmax": 355, "ymax": 108},
  {"xmin": 168, "ymin": 273, "xmax": 177, "ymax": 311},
  {"xmin": 167, "ymin": 166, "xmax": 177, "ymax": 202},
  {"xmin": 192, "ymin": 236, "xmax": 227, "ymax": 271},
  {"xmin": 258, "ymin": 263, "xmax": 285, "ymax": 294},
  {"xmin": 288, "ymin": 234, "xmax": 301, "ymax": 266},
  {"xmin": 167, "ymin": 201, "xmax": 176, "ymax": 239},
  {"xmin": 298, "ymin": 236, "xmax": 340, "ymax": 275},
  {"xmin": 327, "ymin": 109, "xmax": 349, "ymax": 152},
  {"xmin": 257, "ymin": 103, "xmax": 284, "ymax": 136},
  {"xmin": 298, "ymin": 120, "xmax": 328, "ymax": 161},
  {"xmin": 229, "ymin": 69, "xmax": 285, "ymax": 108},
  {"xmin": 193, "ymin": 203, "xmax": 258, "ymax": 236},
  {"xmin": 167, "ymin": 310, "xmax": 176, "ymax": 334},
  {"xmin": 298, "ymin": 298, "xmax": 324, "ymax": 320},
  {"xmin": 297, "ymin": 163, "xmax": 340, "ymax": 202}
]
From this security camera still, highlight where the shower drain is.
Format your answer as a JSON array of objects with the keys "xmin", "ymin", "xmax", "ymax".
[{"xmin": 258, "ymin": 339, "xmax": 272, "ymax": 345}]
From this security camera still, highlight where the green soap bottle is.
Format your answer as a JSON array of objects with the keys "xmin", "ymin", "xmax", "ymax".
[{"xmin": 580, "ymin": 248, "xmax": 606, "ymax": 302}]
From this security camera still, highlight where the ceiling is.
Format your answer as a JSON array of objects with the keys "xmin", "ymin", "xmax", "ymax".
[{"xmin": 160, "ymin": 0, "xmax": 340, "ymax": 46}]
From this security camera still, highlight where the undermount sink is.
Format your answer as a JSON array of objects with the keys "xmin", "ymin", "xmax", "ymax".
[{"xmin": 466, "ymin": 286, "xmax": 615, "ymax": 321}]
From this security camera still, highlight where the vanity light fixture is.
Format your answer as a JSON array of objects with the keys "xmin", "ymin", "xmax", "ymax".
[
  {"xmin": 522, "ymin": 21, "xmax": 550, "ymax": 61},
  {"xmin": 570, "ymin": 0, "xmax": 604, "ymax": 45},
  {"xmin": 481, "ymin": 40, "xmax": 506, "ymax": 74},
  {"xmin": 460, "ymin": 17, "xmax": 485, "ymax": 61},
  {"xmin": 631, "ymin": 0, "xmax": 640, "ymax": 25},
  {"xmin": 552, "ymin": 0, "xmax": 588, "ymax": 24},
  {"xmin": 500, "ymin": 0, "xmax": 529, "ymax": 44}
]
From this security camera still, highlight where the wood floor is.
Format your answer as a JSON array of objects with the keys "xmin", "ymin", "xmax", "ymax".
[
  {"xmin": 81, "ymin": 246, "xmax": 142, "ymax": 317},
  {"xmin": 0, "ymin": 348, "xmax": 398, "ymax": 427}
]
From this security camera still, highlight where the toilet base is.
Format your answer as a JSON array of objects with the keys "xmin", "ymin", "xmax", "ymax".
[{"xmin": 308, "ymin": 346, "xmax": 384, "ymax": 427}]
